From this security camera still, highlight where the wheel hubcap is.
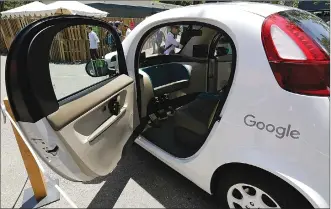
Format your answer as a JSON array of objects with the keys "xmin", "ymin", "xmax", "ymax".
[{"xmin": 227, "ymin": 183, "xmax": 280, "ymax": 208}]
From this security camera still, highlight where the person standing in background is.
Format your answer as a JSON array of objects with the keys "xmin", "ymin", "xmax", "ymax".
[
  {"xmin": 106, "ymin": 21, "xmax": 116, "ymax": 52},
  {"xmin": 114, "ymin": 21, "xmax": 123, "ymax": 41},
  {"xmin": 123, "ymin": 24, "xmax": 132, "ymax": 38},
  {"xmin": 164, "ymin": 25, "xmax": 182, "ymax": 55},
  {"xmin": 87, "ymin": 26, "xmax": 100, "ymax": 60},
  {"xmin": 155, "ymin": 29, "xmax": 164, "ymax": 54}
]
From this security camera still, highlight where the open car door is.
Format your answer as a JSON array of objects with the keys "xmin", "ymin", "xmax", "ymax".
[{"xmin": 5, "ymin": 16, "xmax": 140, "ymax": 181}]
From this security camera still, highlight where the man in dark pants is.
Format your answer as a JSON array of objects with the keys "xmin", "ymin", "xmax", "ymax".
[
  {"xmin": 106, "ymin": 22, "xmax": 116, "ymax": 52},
  {"xmin": 114, "ymin": 21, "xmax": 123, "ymax": 40},
  {"xmin": 87, "ymin": 26, "xmax": 100, "ymax": 60},
  {"xmin": 153, "ymin": 29, "xmax": 164, "ymax": 54}
]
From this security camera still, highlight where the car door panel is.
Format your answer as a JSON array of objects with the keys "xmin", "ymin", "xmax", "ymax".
[
  {"xmin": 5, "ymin": 16, "xmax": 138, "ymax": 182},
  {"xmin": 47, "ymin": 75, "xmax": 133, "ymax": 131},
  {"xmin": 52, "ymin": 75, "xmax": 135, "ymax": 176},
  {"xmin": 19, "ymin": 119, "xmax": 98, "ymax": 181}
]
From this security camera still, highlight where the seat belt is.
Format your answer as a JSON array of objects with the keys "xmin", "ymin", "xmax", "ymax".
[
  {"xmin": 208, "ymin": 100, "xmax": 220, "ymax": 129},
  {"xmin": 207, "ymin": 91, "xmax": 227, "ymax": 129}
]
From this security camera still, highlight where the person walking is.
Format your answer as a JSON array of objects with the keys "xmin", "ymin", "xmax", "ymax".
[
  {"xmin": 87, "ymin": 26, "xmax": 100, "ymax": 60},
  {"xmin": 164, "ymin": 25, "xmax": 182, "ymax": 55}
]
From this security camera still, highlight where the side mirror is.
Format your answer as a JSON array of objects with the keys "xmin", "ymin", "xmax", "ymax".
[{"xmin": 85, "ymin": 59, "xmax": 111, "ymax": 77}]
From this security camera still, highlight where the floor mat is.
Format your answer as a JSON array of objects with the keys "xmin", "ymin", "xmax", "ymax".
[{"xmin": 141, "ymin": 116, "xmax": 199, "ymax": 158}]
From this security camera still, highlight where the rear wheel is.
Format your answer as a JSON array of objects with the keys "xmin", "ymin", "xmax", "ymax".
[{"xmin": 215, "ymin": 169, "xmax": 313, "ymax": 209}]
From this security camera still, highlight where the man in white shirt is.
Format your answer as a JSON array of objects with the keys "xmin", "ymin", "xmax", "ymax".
[
  {"xmin": 164, "ymin": 25, "xmax": 183, "ymax": 55},
  {"xmin": 123, "ymin": 24, "xmax": 132, "ymax": 38},
  {"xmin": 87, "ymin": 26, "xmax": 100, "ymax": 60}
]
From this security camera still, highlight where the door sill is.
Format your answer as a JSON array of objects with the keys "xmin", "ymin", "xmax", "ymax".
[{"xmin": 135, "ymin": 135, "xmax": 194, "ymax": 162}]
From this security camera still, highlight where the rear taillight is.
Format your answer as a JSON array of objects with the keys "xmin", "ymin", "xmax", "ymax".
[{"xmin": 262, "ymin": 13, "xmax": 330, "ymax": 96}]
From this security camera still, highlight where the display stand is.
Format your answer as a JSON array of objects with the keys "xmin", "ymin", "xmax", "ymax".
[{"xmin": 3, "ymin": 98, "xmax": 60, "ymax": 208}]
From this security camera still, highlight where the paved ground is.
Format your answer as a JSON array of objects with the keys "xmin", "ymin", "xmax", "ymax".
[{"xmin": 1, "ymin": 56, "xmax": 217, "ymax": 208}]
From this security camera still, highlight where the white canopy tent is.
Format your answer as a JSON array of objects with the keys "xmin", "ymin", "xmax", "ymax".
[
  {"xmin": 1, "ymin": 1, "xmax": 108, "ymax": 18},
  {"xmin": 0, "ymin": 1, "xmax": 49, "ymax": 17},
  {"xmin": 43, "ymin": 1, "xmax": 108, "ymax": 17}
]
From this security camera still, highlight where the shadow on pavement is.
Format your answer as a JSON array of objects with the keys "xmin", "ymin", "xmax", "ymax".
[{"xmin": 84, "ymin": 144, "xmax": 217, "ymax": 208}]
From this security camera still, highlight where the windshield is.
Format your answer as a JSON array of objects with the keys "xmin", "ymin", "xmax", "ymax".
[{"xmin": 278, "ymin": 9, "xmax": 330, "ymax": 55}]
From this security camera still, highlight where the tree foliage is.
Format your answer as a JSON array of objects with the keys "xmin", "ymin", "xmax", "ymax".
[
  {"xmin": 160, "ymin": 1, "xmax": 203, "ymax": 6},
  {"xmin": 0, "ymin": 1, "xmax": 32, "ymax": 13},
  {"xmin": 0, "ymin": 1, "xmax": 32, "ymax": 18},
  {"xmin": 161, "ymin": 0, "xmax": 329, "ymax": 8}
]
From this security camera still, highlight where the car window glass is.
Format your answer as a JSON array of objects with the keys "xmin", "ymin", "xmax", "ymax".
[{"xmin": 49, "ymin": 25, "xmax": 119, "ymax": 101}]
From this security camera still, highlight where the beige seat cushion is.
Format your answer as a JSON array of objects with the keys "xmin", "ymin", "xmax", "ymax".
[{"xmin": 139, "ymin": 70, "xmax": 154, "ymax": 118}]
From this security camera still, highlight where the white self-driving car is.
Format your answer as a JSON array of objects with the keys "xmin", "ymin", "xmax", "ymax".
[{"xmin": 5, "ymin": 2, "xmax": 329, "ymax": 208}]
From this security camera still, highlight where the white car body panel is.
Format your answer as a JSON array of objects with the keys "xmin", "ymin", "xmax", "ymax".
[
  {"xmin": 221, "ymin": 2, "xmax": 298, "ymax": 17},
  {"xmin": 120, "ymin": 3, "xmax": 329, "ymax": 208}
]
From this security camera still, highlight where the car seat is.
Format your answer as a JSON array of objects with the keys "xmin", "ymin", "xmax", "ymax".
[
  {"xmin": 140, "ymin": 63, "xmax": 192, "ymax": 96},
  {"xmin": 139, "ymin": 63, "xmax": 192, "ymax": 118}
]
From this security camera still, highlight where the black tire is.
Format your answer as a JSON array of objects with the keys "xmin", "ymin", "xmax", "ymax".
[{"xmin": 214, "ymin": 168, "xmax": 313, "ymax": 209}]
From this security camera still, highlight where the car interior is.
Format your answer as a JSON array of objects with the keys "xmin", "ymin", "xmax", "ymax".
[
  {"xmin": 137, "ymin": 24, "xmax": 236, "ymax": 158},
  {"xmin": 38, "ymin": 22, "xmax": 235, "ymax": 178}
]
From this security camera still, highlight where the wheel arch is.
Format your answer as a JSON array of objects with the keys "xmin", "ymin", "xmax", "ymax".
[{"xmin": 210, "ymin": 162, "xmax": 326, "ymax": 208}]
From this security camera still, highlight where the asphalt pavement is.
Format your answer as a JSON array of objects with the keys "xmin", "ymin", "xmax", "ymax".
[{"xmin": 0, "ymin": 56, "xmax": 217, "ymax": 208}]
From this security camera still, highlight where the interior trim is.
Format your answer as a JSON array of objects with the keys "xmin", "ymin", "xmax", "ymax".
[
  {"xmin": 47, "ymin": 75, "xmax": 133, "ymax": 131},
  {"xmin": 140, "ymin": 54, "xmax": 207, "ymax": 68},
  {"xmin": 58, "ymin": 77, "xmax": 113, "ymax": 106}
]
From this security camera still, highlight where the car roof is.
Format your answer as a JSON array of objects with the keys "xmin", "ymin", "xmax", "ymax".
[
  {"xmin": 159, "ymin": 2, "xmax": 294, "ymax": 18},
  {"xmin": 123, "ymin": 2, "xmax": 297, "ymax": 48},
  {"xmin": 218, "ymin": 2, "xmax": 295, "ymax": 17}
]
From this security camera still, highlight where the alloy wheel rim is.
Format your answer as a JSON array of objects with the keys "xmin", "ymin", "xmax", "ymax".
[{"xmin": 227, "ymin": 183, "xmax": 280, "ymax": 208}]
